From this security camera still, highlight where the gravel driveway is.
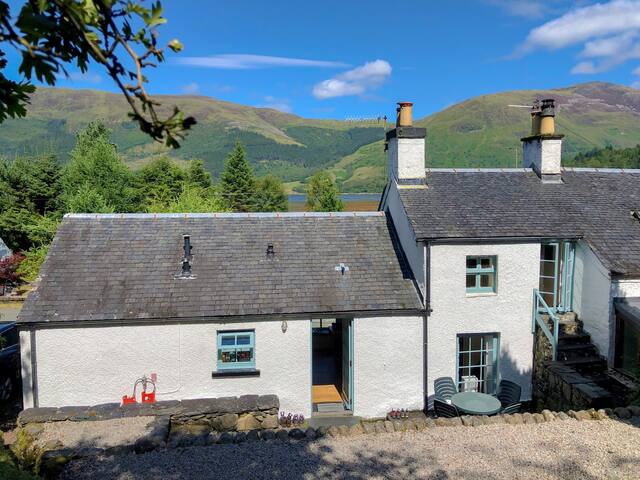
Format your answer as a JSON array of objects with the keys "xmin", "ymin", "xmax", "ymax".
[{"xmin": 60, "ymin": 418, "xmax": 640, "ymax": 480}]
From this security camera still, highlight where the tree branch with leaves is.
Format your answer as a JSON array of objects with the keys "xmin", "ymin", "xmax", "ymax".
[{"xmin": 0, "ymin": 0, "xmax": 195, "ymax": 147}]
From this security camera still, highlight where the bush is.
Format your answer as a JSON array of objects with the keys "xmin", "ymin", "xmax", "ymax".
[
  {"xmin": 0, "ymin": 431, "xmax": 37, "ymax": 480},
  {"xmin": 16, "ymin": 246, "xmax": 48, "ymax": 283}
]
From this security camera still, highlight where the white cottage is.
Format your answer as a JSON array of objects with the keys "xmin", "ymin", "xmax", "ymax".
[
  {"xmin": 18, "ymin": 99, "xmax": 639, "ymax": 418},
  {"xmin": 381, "ymin": 100, "xmax": 639, "ymax": 406},
  {"xmin": 17, "ymin": 212, "xmax": 425, "ymax": 418}
]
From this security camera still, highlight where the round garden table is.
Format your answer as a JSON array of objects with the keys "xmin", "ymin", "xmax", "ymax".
[{"xmin": 451, "ymin": 392, "xmax": 502, "ymax": 415}]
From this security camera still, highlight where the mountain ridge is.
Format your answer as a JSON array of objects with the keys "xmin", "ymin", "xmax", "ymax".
[{"xmin": 1, "ymin": 82, "xmax": 639, "ymax": 192}]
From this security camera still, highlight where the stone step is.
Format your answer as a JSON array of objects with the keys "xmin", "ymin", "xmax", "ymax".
[
  {"xmin": 556, "ymin": 343, "xmax": 598, "ymax": 361},
  {"xmin": 557, "ymin": 331, "xmax": 591, "ymax": 346},
  {"xmin": 556, "ymin": 356, "xmax": 608, "ymax": 372}
]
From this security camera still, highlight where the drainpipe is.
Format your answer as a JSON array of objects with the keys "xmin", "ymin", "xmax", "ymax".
[{"xmin": 423, "ymin": 241, "xmax": 431, "ymax": 411}]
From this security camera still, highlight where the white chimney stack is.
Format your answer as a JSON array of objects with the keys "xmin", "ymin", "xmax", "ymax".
[
  {"xmin": 386, "ymin": 102, "xmax": 426, "ymax": 186},
  {"xmin": 521, "ymin": 98, "xmax": 563, "ymax": 183}
]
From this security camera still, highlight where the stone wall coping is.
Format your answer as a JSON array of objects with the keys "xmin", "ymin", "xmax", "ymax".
[{"xmin": 18, "ymin": 394, "xmax": 279, "ymax": 426}]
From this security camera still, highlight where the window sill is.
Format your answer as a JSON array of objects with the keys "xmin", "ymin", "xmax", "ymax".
[
  {"xmin": 211, "ymin": 369, "xmax": 260, "ymax": 378},
  {"xmin": 466, "ymin": 291, "xmax": 498, "ymax": 298}
]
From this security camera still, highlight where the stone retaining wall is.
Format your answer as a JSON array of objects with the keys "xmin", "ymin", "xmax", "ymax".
[
  {"xmin": 18, "ymin": 394, "xmax": 280, "ymax": 432},
  {"xmin": 532, "ymin": 326, "xmax": 615, "ymax": 411}
]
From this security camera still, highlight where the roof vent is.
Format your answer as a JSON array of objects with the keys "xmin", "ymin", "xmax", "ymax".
[
  {"xmin": 176, "ymin": 234, "xmax": 195, "ymax": 279},
  {"xmin": 335, "ymin": 263, "xmax": 349, "ymax": 275},
  {"xmin": 632, "ymin": 210, "xmax": 640, "ymax": 222},
  {"xmin": 266, "ymin": 243, "xmax": 275, "ymax": 258}
]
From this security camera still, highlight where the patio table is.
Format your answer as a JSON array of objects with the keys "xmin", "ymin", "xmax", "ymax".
[{"xmin": 450, "ymin": 392, "xmax": 501, "ymax": 415}]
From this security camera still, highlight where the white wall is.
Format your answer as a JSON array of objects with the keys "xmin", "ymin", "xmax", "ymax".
[
  {"xmin": 19, "ymin": 330, "xmax": 34, "ymax": 408},
  {"xmin": 383, "ymin": 182, "xmax": 425, "ymax": 298},
  {"xmin": 522, "ymin": 138, "xmax": 562, "ymax": 175},
  {"xmin": 353, "ymin": 316, "xmax": 424, "ymax": 418},
  {"xmin": 611, "ymin": 279, "xmax": 640, "ymax": 298},
  {"xmin": 573, "ymin": 241, "xmax": 613, "ymax": 359},
  {"xmin": 25, "ymin": 319, "xmax": 312, "ymax": 415},
  {"xmin": 428, "ymin": 242, "xmax": 540, "ymax": 401},
  {"xmin": 388, "ymin": 137, "xmax": 425, "ymax": 182}
]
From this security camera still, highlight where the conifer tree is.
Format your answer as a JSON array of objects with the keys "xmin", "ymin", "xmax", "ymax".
[{"xmin": 220, "ymin": 142, "xmax": 256, "ymax": 212}]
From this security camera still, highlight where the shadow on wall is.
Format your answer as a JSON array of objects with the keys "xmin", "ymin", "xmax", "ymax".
[{"xmin": 499, "ymin": 349, "xmax": 533, "ymax": 400}]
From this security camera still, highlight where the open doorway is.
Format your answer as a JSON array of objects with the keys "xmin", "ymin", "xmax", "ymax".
[{"xmin": 311, "ymin": 318, "xmax": 353, "ymax": 414}]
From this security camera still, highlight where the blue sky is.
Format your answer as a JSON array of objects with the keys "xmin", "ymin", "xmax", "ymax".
[{"xmin": 6, "ymin": 0, "xmax": 640, "ymax": 119}]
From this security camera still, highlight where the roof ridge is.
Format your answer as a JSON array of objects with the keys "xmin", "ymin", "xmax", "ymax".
[
  {"xmin": 425, "ymin": 168, "xmax": 533, "ymax": 173},
  {"xmin": 64, "ymin": 211, "xmax": 385, "ymax": 219},
  {"xmin": 562, "ymin": 167, "xmax": 640, "ymax": 173}
]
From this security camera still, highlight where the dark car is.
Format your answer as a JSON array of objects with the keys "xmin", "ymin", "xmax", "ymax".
[{"xmin": 0, "ymin": 322, "xmax": 20, "ymax": 402}]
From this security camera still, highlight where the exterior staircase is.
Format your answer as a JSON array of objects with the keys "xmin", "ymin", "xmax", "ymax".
[{"xmin": 533, "ymin": 312, "xmax": 632, "ymax": 411}]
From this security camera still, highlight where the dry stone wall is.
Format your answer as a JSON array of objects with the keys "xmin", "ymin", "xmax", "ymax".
[{"xmin": 18, "ymin": 394, "xmax": 280, "ymax": 432}]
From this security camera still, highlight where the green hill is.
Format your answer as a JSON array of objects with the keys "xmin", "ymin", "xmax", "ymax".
[{"xmin": 1, "ymin": 82, "xmax": 639, "ymax": 193}]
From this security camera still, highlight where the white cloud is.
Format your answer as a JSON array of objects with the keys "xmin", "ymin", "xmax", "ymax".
[
  {"xmin": 487, "ymin": 0, "xmax": 547, "ymax": 18},
  {"xmin": 515, "ymin": 1, "xmax": 640, "ymax": 76},
  {"xmin": 180, "ymin": 82, "xmax": 200, "ymax": 94},
  {"xmin": 312, "ymin": 60, "xmax": 392, "ymax": 99},
  {"xmin": 56, "ymin": 71, "xmax": 102, "ymax": 83},
  {"xmin": 257, "ymin": 96, "xmax": 292, "ymax": 113},
  {"xmin": 632, "ymin": 65, "xmax": 640, "ymax": 74},
  {"xmin": 520, "ymin": 1, "xmax": 640, "ymax": 52},
  {"xmin": 211, "ymin": 84, "xmax": 235, "ymax": 93},
  {"xmin": 571, "ymin": 60, "xmax": 598, "ymax": 73},
  {"xmin": 632, "ymin": 80, "xmax": 640, "ymax": 87},
  {"xmin": 176, "ymin": 54, "xmax": 347, "ymax": 69}
]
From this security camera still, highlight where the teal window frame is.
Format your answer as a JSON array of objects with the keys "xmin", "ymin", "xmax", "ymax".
[
  {"xmin": 456, "ymin": 333, "xmax": 500, "ymax": 394},
  {"xmin": 216, "ymin": 330, "xmax": 256, "ymax": 371},
  {"xmin": 466, "ymin": 256, "xmax": 497, "ymax": 294}
]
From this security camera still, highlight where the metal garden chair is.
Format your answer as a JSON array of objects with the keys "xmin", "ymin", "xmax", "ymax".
[
  {"xmin": 497, "ymin": 379, "xmax": 522, "ymax": 414},
  {"xmin": 433, "ymin": 398, "xmax": 460, "ymax": 418},
  {"xmin": 434, "ymin": 376, "xmax": 458, "ymax": 400}
]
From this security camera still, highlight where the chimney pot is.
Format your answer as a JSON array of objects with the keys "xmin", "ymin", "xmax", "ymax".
[
  {"xmin": 397, "ymin": 102, "xmax": 413, "ymax": 127},
  {"xmin": 539, "ymin": 98, "xmax": 556, "ymax": 135}
]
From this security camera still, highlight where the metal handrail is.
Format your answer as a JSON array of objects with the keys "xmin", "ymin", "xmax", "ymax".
[{"xmin": 531, "ymin": 289, "xmax": 560, "ymax": 360}]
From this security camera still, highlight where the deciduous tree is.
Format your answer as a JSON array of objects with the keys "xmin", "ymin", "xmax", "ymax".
[
  {"xmin": 306, "ymin": 171, "xmax": 344, "ymax": 212},
  {"xmin": 0, "ymin": 0, "xmax": 194, "ymax": 146},
  {"xmin": 255, "ymin": 175, "xmax": 288, "ymax": 212}
]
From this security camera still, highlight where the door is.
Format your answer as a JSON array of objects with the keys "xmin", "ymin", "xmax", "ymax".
[
  {"xmin": 539, "ymin": 242, "xmax": 559, "ymax": 308},
  {"xmin": 341, "ymin": 318, "xmax": 353, "ymax": 410}
]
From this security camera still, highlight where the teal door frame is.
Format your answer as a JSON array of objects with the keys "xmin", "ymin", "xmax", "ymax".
[
  {"xmin": 540, "ymin": 241, "xmax": 575, "ymax": 313},
  {"xmin": 340, "ymin": 318, "xmax": 354, "ymax": 411}
]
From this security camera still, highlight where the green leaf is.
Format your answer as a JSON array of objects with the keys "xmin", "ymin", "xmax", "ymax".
[{"xmin": 168, "ymin": 38, "xmax": 183, "ymax": 53}]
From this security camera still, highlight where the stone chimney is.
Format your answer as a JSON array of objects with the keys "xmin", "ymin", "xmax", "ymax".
[
  {"xmin": 521, "ymin": 98, "xmax": 564, "ymax": 183},
  {"xmin": 386, "ymin": 102, "xmax": 426, "ymax": 186}
]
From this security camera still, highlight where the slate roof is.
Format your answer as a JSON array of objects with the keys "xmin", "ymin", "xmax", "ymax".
[
  {"xmin": 17, "ymin": 212, "xmax": 422, "ymax": 324},
  {"xmin": 398, "ymin": 168, "xmax": 640, "ymax": 276}
]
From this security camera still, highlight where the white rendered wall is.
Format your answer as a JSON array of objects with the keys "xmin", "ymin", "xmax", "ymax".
[
  {"xmin": 522, "ymin": 138, "xmax": 562, "ymax": 175},
  {"xmin": 19, "ymin": 330, "xmax": 34, "ymax": 408},
  {"xmin": 27, "ymin": 319, "xmax": 311, "ymax": 415},
  {"xmin": 383, "ymin": 182, "xmax": 425, "ymax": 298},
  {"xmin": 353, "ymin": 316, "xmax": 424, "ymax": 418},
  {"xmin": 428, "ymin": 243, "xmax": 540, "ymax": 401},
  {"xmin": 573, "ymin": 241, "xmax": 613, "ymax": 359},
  {"xmin": 388, "ymin": 137, "xmax": 426, "ymax": 182},
  {"xmin": 611, "ymin": 278, "xmax": 640, "ymax": 298}
]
